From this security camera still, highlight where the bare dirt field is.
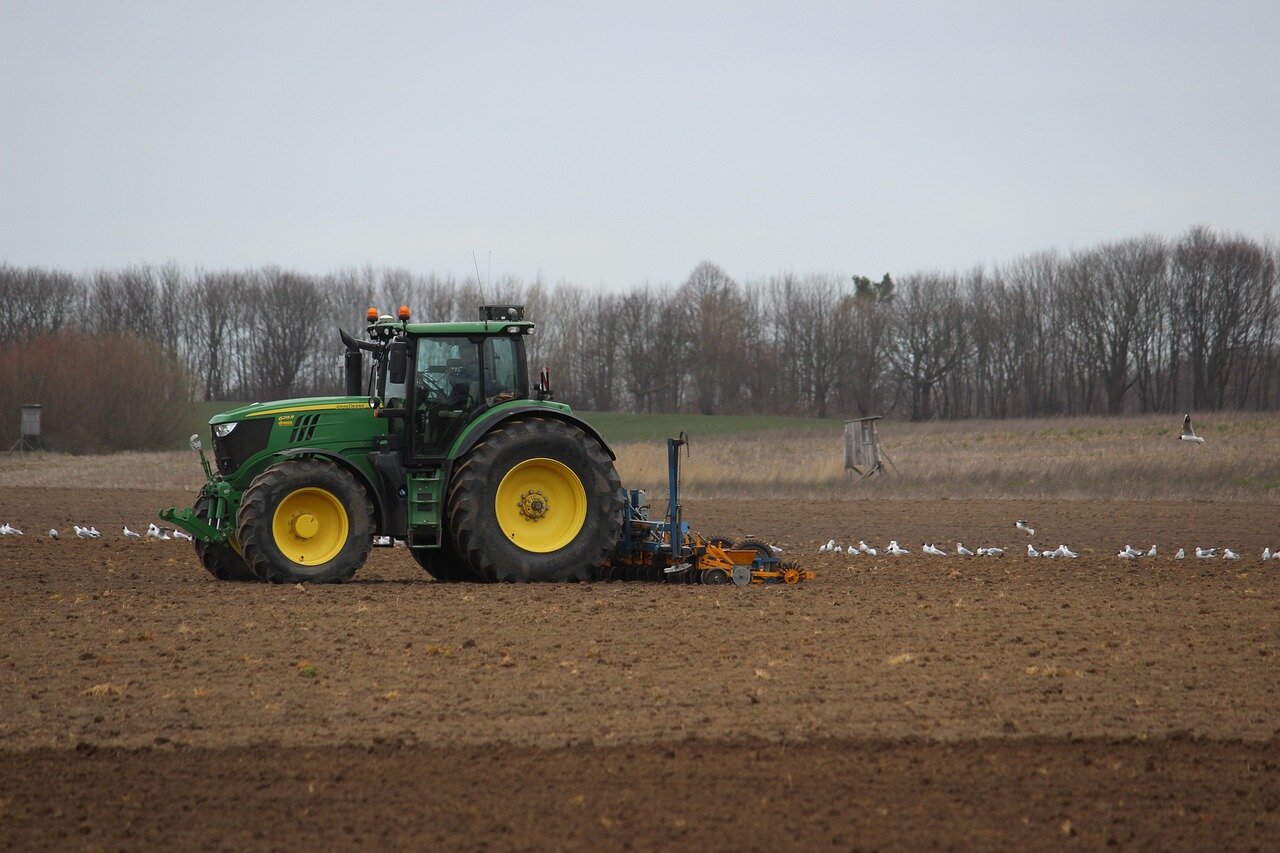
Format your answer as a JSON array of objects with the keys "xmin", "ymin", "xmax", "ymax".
[{"xmin": 3, "ymin": 487, "xmax": 1280, "ymax": 848}]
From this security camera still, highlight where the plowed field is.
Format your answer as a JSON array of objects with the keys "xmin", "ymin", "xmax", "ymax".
[{"xmin": 3, "ymin": 488, "xmax": 1279, "ymax": 849}]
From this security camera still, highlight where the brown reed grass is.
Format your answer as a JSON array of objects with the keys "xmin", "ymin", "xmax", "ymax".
[{"xmin": 3, "ymin": 413, "xmax": 1277, "ymax": 502}]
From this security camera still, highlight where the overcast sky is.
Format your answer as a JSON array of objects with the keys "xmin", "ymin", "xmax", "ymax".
[{"xmin": 2, "ymin": 1, "xmax": 1276, "ymax": 287}]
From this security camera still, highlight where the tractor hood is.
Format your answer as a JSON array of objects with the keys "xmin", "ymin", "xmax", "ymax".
[{"xmin": 208, "ymin": 396, "xmax": 373, "ymax": 425}]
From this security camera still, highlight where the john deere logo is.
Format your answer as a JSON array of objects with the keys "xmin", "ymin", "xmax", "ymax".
[{"xmin": 277, "ymin": 415, "xmax": 295, "ymax": 426}]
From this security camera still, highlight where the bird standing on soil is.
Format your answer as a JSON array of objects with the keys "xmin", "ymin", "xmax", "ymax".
[
  {"xmin": 1027, "ymin": 544, "xmax": 1040, "ymax": 557},
  {"xmin": 48, "ymin": 529, "xmax": 59, "ymax": 540},
  {"xmin": 74, "ymin": 526, "xmax": 97, "ymax": 539},
  {"xmin": 1175, "ymin": 548, "xmax": 1186, "ymax": 559},
  {"xmin": 0, "ymin": 523, "xmax": 22, "ymax": 536},
  {"xmin": 985, "ymin": 547, "xmax": 1005, "ymax": 557},
  {"xmin": 887, "ymin": 541, "xmax": 909, "ymax": 556},
  {"xmin": 173, "ymin": 530, "xmax": 192, "ymax": 541},
  {"xmin": 1196, "ymin": 547, "xmax": 1216, "ymax": 559},
  {"xmin": 956, "ymin": 543, "xmax": 974, "ymax": 557},
  {"xmin": 123, "ymin": 526, "xmax": 141, "ymax": 539},
  {"xmin": 1016, "ymin": 520, "xmax": 1035, "ymax": 536},
  {"xmin": 1179, "ymin": 413, "xmax": 1205, "ymax": 444},
  {"xmin": 923, "ymin": 543, "xmax": 947, "ymax": 556},
  {"xmin": 1223, "ymin": 548, "xmax": 1240, "ymax": 560},
  {"xmin": 1054, "ymin": 545, "xmax": 1078, "ymax": 558},
  {"xmin": 1264, "ymin": 548, "xmax": 1272, "ymax": 561},
  {"xmin": 858, "ymin": 540, "xmax": 873, "ymax": 554},
  {"xmin": 1119, "ymin": 545, "xmax": 1141, "ymax": 559}
]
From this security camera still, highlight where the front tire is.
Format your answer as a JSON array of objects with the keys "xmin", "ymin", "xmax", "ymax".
[
  {"xmin": 237, "ymin": 459, "xmax": 374, "ymax": 583},
  {"xmin": 447, "ymin": 417, "xmax": 623, "ymax": 582}
]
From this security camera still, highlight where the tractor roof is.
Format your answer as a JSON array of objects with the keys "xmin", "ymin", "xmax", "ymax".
[{"xmin": 374, "ymin": 319, "xmax": 535, "ymax": 336}]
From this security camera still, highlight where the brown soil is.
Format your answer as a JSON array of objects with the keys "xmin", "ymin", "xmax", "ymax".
[{"xmin": 2, "ymin": 488, "xmax": 1280, "ymax": 849}]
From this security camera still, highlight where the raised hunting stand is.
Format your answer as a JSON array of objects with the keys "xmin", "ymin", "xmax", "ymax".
[
  {"xmin": 9, "ymin": 404, "xmax": 43, "ymax": 452},
  {"xmin": 844, "ymin": 415, "xmax": 889, "ymax": 478}
]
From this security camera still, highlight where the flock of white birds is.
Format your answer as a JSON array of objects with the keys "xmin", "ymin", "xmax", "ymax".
[
  {"xmin": 0, "ymin": 522, "xmax": 191, "ymax": 541},
  {"xmin": 819, "ymin": 518, "xmax": 1271, "ymax": 561}
]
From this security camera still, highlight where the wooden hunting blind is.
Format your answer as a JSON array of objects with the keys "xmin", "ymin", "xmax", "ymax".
[
  {"xmin": 9, "ymin": 404, "xmax": 43, "ymax": 452},
  {"xmin": 844, "ymin": 415, "xmax": 885, "ymax": 478}
]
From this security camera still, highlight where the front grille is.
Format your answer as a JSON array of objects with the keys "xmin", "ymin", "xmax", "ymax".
[
  {"xmin": 288, "ymin": 413, "xmax": 322, "ymax": 443},
  {"xmin": 212, "ymin": 417, "xmax": 274, "ymax": 475}
]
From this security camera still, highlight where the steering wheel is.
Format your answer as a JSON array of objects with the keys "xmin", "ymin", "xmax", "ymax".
[{"xmin": 416, "ymin": 370, "xmax": 451, "ymax": 400}]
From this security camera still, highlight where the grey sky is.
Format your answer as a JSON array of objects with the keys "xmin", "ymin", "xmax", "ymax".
[{"xmin": 2, "ymin": 1, "xmax": 1276, "ymax": 287}]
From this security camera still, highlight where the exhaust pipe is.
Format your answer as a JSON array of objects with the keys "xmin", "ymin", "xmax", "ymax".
[{"xmin": 340, "ymin": 328, "xmax": 364, "ymax": 396}]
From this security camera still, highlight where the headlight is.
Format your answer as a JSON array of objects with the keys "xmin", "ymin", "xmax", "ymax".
[{"xmin": 213, "ymin": 422, "xmax": 238, "ymax": 438}]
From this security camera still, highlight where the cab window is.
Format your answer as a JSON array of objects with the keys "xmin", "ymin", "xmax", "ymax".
[
  {"xmin": 414, "ymin": 337, "xmax": 480, "ymax": 455},
  {"xmin": 483, "ymin": 336, "xmax": 519, "ymax": 404}
]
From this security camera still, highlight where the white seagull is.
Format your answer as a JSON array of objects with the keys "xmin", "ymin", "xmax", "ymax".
[
  {"xmin": 173, "ymin": 530, "xmax": 192, "ymax": 541},
  {"xmin": 956, "ymin": 543, "xmax": 974, "ymax": 557},
  {"xmin": 74, "ymin": 525, "xmax": 96, "ymax": 539},
  {"xmin": 88, "ymin": 526, "xmax": 101, "ymax": 538},
  {"xmin": 1223, "ymin": 548, "xmax": 1240, "ymax": 560},
  {"xmin": 1015, "ymin": 520, "xmax": 1035, "ymax": 536},
  {"xmin": 985, "ymin": 547, "xmax": 1005, "ymax": 557},
  {"xmin": 123, "ymin": 526, "xmax": 142, "ymax": 539},
  {"xmin": 1179, "ymin": 413, "xmax": 1205, "ymax": 444},
  {"xmin": 1264, "ymin": 547, "xmax": 1272, "ymax": 561},
  {"xmin": 1054, "ymin": 545, "xmax": 1078, "ymax": 558},
  {"xmin": 887, "ymin": 540, "xmax": 909, "ymax": 556},
  {"xmin": 147, "ymin": 523, "xmax": 164, "ymax": 540},
  {"xmin": 1119, "ymin": 545, "xmax": 1141, "ymax": 559},
  {"xmin": 923, "ymin": 543, "xmax": 947, "ymax": 557},
  {"xmin": 864, "ymin": 547, "xmax": 878, "ymax": 557},
  {"xmin": 1195, "ymin": 547, "xmax": 1216, "ymax": 559},
  {"xmin": 1145, "ymin": 545, "xmax": 1156, "ymax": 558},
  {"xmin": 0, "ymin": 523, "xmax": 23, "ymax": 536},
  {"xmin": 1027, "ymin": 544, "xmax": 1040, "ymax": 558},
  {"xmin": 1175, "ymin": 548, "xmax": 1186, "ymax": 559},
  {"xmin": 48, "ymin": 528, "xmax": 59, "ymax": 540}
]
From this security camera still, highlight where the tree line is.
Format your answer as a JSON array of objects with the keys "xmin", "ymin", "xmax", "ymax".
[{"xmin": 1, "ymin": 225, "xmax": 1276, "ymax": 421}]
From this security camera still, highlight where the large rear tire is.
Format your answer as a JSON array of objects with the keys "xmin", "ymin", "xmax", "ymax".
[
  {"xmin": 447, "ymin": 417, "xmax": 623, "ymax": 582},
  {"xmin": 410, "ymin": 534, "xmax": 480, "ymax": 582},
  {"xmin": 237, "ymin": 459, "xmax": 374, "ymax": 583},
  {"xmin": 192, "ymin": 494, "xmax": 256, "ymax": 582}
]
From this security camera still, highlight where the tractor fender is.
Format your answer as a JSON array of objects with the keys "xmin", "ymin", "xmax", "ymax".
[
  {"xmin": 271, "ymin": 448, "xmax": 388, "ymax": 534},
  {"xmin": 451, "ymin": 406, "xmax": 616, "ymax": 463}
]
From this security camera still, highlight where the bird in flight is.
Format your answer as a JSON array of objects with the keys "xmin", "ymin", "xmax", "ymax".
[{"xmin": 1179, "ymin": 414, "xmax": 1205, "ymax": 444}]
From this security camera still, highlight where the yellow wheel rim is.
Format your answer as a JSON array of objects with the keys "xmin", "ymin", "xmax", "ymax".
[
  {"xmin": 271, "ymin": 487, "xmax": 349, "ymax": 566},
  {"xmin": 494, "ymin": 457, "xmax": 587, "ymax": 553}
]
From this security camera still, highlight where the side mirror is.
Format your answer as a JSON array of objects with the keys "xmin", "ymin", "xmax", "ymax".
[{"xmin": 388, "ymin": 341, "xmax": 408, "ymax": 385}]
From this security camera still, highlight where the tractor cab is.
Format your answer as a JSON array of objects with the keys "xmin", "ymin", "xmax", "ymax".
[{"xmin": 359, "ymin": 305, "xmax": 544, "ymax": 461}]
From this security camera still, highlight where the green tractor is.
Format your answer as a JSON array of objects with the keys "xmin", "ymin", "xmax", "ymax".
[{"xmin": 161, "ymin": 305, "xmax": 623, "ymax": 583}]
